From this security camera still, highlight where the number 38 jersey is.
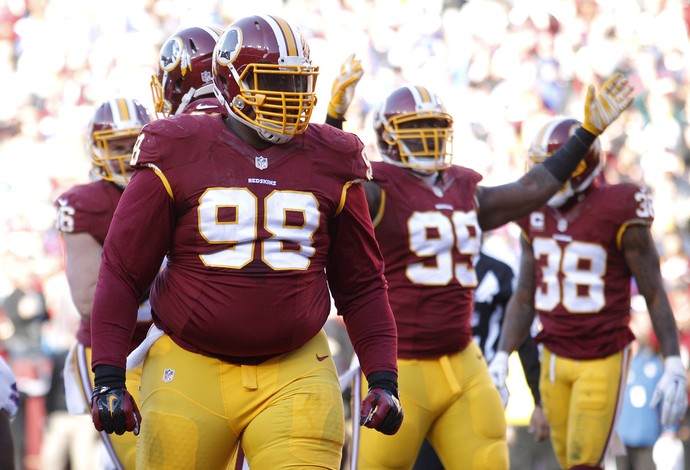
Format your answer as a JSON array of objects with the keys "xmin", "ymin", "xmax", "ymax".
[
  {"xmin": 92, "ymin": 112, "xmax": 396, "ymax": 375},
  {"xmin": 370, "ymin": 162, "xmax": 483, "ymax": 360},
  {"xmin": 517, "ymin": 181, "xmax": 655, "ymax": 360}
]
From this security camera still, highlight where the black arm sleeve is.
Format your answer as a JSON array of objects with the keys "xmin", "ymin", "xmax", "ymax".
[
  {"xmin": 517, "ymin": 338, "xmax": 541, "ymax": 406},
  {"xmin": 541, "ymin": 127, "xmax": 596, "ymax": 183},
  {"xmin": 325, "ymin": 114, "xmax": 345, "ymax": 130}
]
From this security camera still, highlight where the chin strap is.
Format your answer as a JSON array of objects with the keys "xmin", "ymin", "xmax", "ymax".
[
  {"xmin": 175, "ymin": 88, "xmax": 196, "ymax": 116},
  {"xmin": 175, "ymin": 84, "xmax": 216, "ymax": 116}
]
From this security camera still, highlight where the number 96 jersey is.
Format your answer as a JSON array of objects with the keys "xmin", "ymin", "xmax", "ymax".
[{"xmin": 517, "ymin": 181, "xmax": 654, "ymax": 360}]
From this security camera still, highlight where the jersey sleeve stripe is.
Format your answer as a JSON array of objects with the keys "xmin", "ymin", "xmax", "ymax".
[
  {"xmin": 143, "ymin": 163, "xmax": 175, "ymax": 201},
  {"xmin": 335, "ymin": 182, "xmax": 352, "ymax": 217}
]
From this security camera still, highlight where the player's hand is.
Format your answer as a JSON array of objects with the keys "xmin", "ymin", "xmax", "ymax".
[
  {"xmin": 528, "ymin": 405, "xmax": 550, "ymax": 443},
  {"xmin": 360, "ymin": 372, "xmax": 403, "ymax": 435},
  {"xmin": 652, "ymin": 431, "xmax": 685, "ymax": 470},
  {"xmin": 651, "ymin": 355, "xmax": 688, "ymax": 427},
  {"xmin": 328, "ymin": 53, "xmax": 363, "ymax": 120},
  {"xmin": 91, "ymin": 386, "xmax": 141, "ymax": 435},
  {"xmin": 488, "ymin": 351, "xmax": 510, "ymax": 408},
  {"xmin": 582, "ymin": 72, "xmax": 634, "ymax": 135}
]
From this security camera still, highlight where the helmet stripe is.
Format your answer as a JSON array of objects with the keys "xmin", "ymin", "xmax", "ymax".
[
  {"xmin": 406, "ymin": 85, "xmax": 433, "ymax": 106},
  {"xmin": 200, "ymin": 25, "xmax": 222, "ymax": 42},
  {"xmin": 110, "ymin": 98, "xmax": 131, "ymax": 124},
  {"xmin": 534, "ymin": 117, "xmax": 574, "ymax": 156},
  {"xmin": 260, "ymin": 14, "xmax": 301, "ymax": 58}
]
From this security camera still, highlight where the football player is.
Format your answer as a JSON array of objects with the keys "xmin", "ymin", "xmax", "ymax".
[
  {"xmin": 491, "ymin": 117, "xmax": 688, "ymax": 469},
  {"xmin": 88, "ymin": 14, "xmax": 402, "ymax": 470},
  {"xmin": 55, "ymin": 97, "xmax": 152, "ymax": 470},
  {"xmin": 150, "ymin": 25, "xmax": 226, "ymax": 117},
  {"xmin": 353, "ymin": 76, "xmax": 633, "ymax": 470}
]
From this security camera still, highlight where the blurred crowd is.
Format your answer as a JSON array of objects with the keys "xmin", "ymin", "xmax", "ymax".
[{"xmin": 1, "ymin": 0, "xmax": 690, "ymax": 468}]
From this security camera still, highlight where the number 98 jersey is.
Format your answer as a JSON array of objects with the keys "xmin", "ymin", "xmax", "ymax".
[
  {"xmin": 96, "ymin": 112, "xmax": 382, "ymax": 364},
  {"xmin": 517, "ymin": 181, "xmax": 654, "ymax": 360}
]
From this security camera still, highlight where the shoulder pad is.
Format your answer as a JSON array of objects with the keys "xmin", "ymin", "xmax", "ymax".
[
  {"xmin": 307, "ymin": 123, "xmax": 363, "ymax": 155},
  {"xmin": 142, "ymin": 114, "xmax": 203, "ymax": 139},
  {"xmin": 132, "ymin": 114, "xmax": 222, "ymax": 170},
  {"xmin": 55, "ymin": 181, "xmax": 117, "ymax": 216}
]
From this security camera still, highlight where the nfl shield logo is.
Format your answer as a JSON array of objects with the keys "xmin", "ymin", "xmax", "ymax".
[
  {"xmin": 163, "ymin": 368, "xmax": 175, "ymax": 383},
  {"xmin": 200, "ymin": 70, "xmax": 212, "ymax": 84},
  {"xmin": 255, "ymin": 156, "xmax": 268, "ymax": 170}
]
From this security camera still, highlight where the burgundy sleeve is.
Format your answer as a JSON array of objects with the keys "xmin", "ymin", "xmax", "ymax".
[
  {"xmin": 327, "ymin": 183, "xmax": 398, "ymax": 377},
  {"xmin": 91, "ymin": 168, "xmax": 174, "ymax": 370}
]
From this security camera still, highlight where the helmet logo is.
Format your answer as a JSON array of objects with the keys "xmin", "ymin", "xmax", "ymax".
[
  {"xmin": 255, "ymin": 156, "xmax": 268, "ymax": 170},
  {"xmin": 215, "ymin": 28, "xmax": 242, "ymax": 67},
  {"xmin": 179, "ymin": 48, "xmax": 192, "ymax": 77},
  {"xmin": 160, "ymin": 37, "xmax": 183, "ymax": 72}
]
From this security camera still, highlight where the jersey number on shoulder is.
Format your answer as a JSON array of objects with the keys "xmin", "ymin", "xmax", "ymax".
[
  {"xmin": 533, "ymin": 238, "xmax": 606, "ymax": 313},
  {"xmin": 198, "ymin": 188, "xmax": 318, "ymax": 270},
  {"xmin": 407, "ymin": 210, "xmax": 480, "ymax": 287},
  {"xmin": 56, "ymin": 204, "xmax": 76, "ymax": 233}
]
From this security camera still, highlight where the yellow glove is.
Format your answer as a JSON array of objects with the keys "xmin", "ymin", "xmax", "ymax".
[
  {"xmin": 582, "ymin": 72, "xmax": 634, "ymax": 135},
  {"xmin": 328, "ymin": 54, "xmax": 364, "ymax": 120}
]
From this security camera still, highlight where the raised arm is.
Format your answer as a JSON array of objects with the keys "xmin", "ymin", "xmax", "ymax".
[
  {"xmin": 477, "ymin": 73, "xmax": 633, "ymax": 231},
  {"xmin": 325, "ymin": 53, "xmax": 363, "ymax": 130}
]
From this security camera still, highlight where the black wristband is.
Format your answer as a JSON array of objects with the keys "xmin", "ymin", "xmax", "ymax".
[
  {"xmin": 93, "ymin": 364, "xmax": 126, "ymax": 389},
  {"xmin": 325, "ymin": 114, "xmax": 345, "ymax": 130},
  {"xmin": 541, "ymin": 127, "xmax": 596, "ymax": 183},
  {"xmin": 366, "ymin": 370, "xmax": 398, "ymax": 395}
]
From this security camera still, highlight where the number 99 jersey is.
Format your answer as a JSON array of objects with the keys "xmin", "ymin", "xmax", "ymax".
[
  {"xmin": 369, "ymin": 161, "xmax": 483, "ymax": 360},
  {"xmin": 516, "ymin": 181, "xmax": 655, "ymax": 360}
]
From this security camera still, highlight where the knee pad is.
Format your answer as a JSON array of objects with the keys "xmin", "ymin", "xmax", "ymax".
[{"xmin": 473, "ymin": 439, "xmax": 509, "ymax": 470}]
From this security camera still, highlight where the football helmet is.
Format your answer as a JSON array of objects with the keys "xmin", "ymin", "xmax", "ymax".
[
  {"xmin": 373, "ymin": 85, "xmax": 453, "ymax": 172},
  {"xmin": 151, "ymin": 25, "xmax": 223, "ymax": 118},
  {"xmin": 528, "ymin": 117, "xmax": 602, "ymax": 208},
  {"xmin": 212, "ymin": 14, "xmax": 319, "ymax": 144},
  {"xmin": 87, "ymin": 98, "xmax": 151, "ymax": 187}
]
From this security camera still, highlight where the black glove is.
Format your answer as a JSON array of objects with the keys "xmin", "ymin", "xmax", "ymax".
[
  {"xmin": 359, "ymin": 371, "xmax": 404, "ymax": 435},
  {"xmin": 91, "ymin": 365, "xmax": 141, "ymax": 435}
]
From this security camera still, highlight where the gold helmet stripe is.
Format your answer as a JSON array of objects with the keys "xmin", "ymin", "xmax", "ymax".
[
  {"xmin": 260, "ymin": 14, "xmax": 301, "ymax": 58},
  {"xmin": 407, "ymin": 85, "xmax": 442, "ymax": 112},
  {"xmin": 413, "ymin": 85, "xmax": 432, "ymax": 104},
  {"xmin": 111, "ymin": 98, "xmax": 131, "ymax": 124},
  {"xmin": 532, "ymin": 117, "xmax": 578, "ymax": 160}
]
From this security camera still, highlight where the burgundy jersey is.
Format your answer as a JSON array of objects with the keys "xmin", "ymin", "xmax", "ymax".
[
  {"xmin": 370, "ymin": 162, "xmax": 483, "ymax": 359},
  {"xmin": 182, "ymin": 97, "xmax": 227, "ymax": 116},
  {"xmin": 54, "ymin": 180, "xmax": 149, "ymax": 350},
  {"xmin": 91, "ymin": 113, "xmax": 397, "ymax": 376},
  {"xmin": 517, "ymin": 182, "xmax": 654, "ymax": 360}
]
